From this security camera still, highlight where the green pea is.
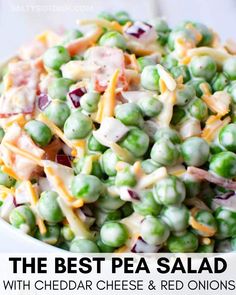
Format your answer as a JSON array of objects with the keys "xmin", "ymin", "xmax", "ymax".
[
  {"xmin": 138, "ymin": 96, "xmax": 162, "ymax": 117},
  {"xmin": 120, "ymin": 202, "xmax": 134, "ymax": 218},
  {"xmin": 197, "ymin": 242, "xmax": 215, "ymax": 253},
  {"xmin": 137, "ymin": 56, "xmax": 157, "ymax": 72},
  {"xmin": 175, "ymin": 85, "xmax": 195, "ymax": 106},
  {"xmin": 181, "ymin": 137, "xmax": 209, "ymax": 167},
  {"xmin": 192, "ymin": 209, "xmax": 217, "ymax": 237},
  {"xmin": 182, "ymin": 173, "xmax": 201, "ymax": 198},
  {"xmin": 161, "ymin": 205, "xmax": 189, "ymax": 233},
  {"xmin": 96, "ymin": 195, "xmax": 125, "ymax": 212},
  {"xmin": 141, "ymin": 216, "xmax": 170, "ymax": 245},
  {"xmin": 223, "ymin": 57, "xmax": 236, "ymax": 80},
  {"xmin": 141, "ymin": 159, "xmax": 161, "ymax": 174},
  {"xmin": 70, "ymin": 239, "xmax": 100, "ymax": 253},
  {"xmin": 97, "ymin": 239, "xmax": 115, "ymax": 253},
  {"xmin": 43, "ymin": 45, "xmax": 70, "ymax": 71},
  {"xmin": 80, "ymin": 92, "xmax": 100, "ymax": 113},
  {"xmin": 99, "ymin": 31, "xmax": 127, "ymax": 50},
  {"xmin": 161, "ymin": 55, "xmax": 178, "ymax": 70},
  {"xmin": 115, "ymin": 103, "xmax": 143, "ymax": 127},
  {"xmin": 115, "ymin": 11, "xmax": 131, "ymax": 25},
  {"xmin": 133, "ymin": 190, "xmax": 162, "ymax": 216},
  {"xmin": 120, "ymin": 127, "xmax": 150, "ymax": 157},
  {"xmin": 210, "ymin": 139, "xmax": 226, "ymax": 155},
  {"xmin": 44, "ymin": 100, "xmax": 70, "ymax": 129},
  {"xmin": 168, "ymin": 28, "xmax": 196, "ymax": 51},
  {"xmin": 215, "ymin": 208, "xmax": 236, "ymax": 239},
  {"xmin": 218, "ymin": 123, "xmax": 236, "ymax": 152},
  {"xmin": 24, "ymin": 120, "xmax": 52, "ymax": 147},
  {"xmin": 98, "ymin": 11, "xmax": 115, "ymax": 22},
  {"xmin": 209, "ymin": 151, "xmax": 236, "ymax": 178},
  {"xmin": 228, "ymin": 82, "xmax": 236, "ymax": 103},
  {"xmin": 9, "ymin": 205, "xmax": 36, "ymax": 233},
  {"xmin": 94, "ymin": 208, "xmax": 122, "ymax": 227},
  {"xmin": 167, "ymin": 231, "xmax": 199, "ymax": 252},
  {"xmin": 211, "ymin": 73, "xmax": 229, "ymax": 92},
  {"xmin": 0, "ymin": 168, "xmax": 16, "ymax": 188},
  {"xmin": 188, "ymin": 98, "xmax": 208, "ymax": 121},
  {"xmin": 150, "ymin": 18, "xmax": 170, "ymax": 33},
  {"xmin": 171, "ymin": 106, "xmax": 186, "ymax": 125},
  {"xmin": 141, "ymin": 65, "xmax": 160, "ymax": 91},
  {"xmin": 170, "ymin": 65, "xmax": 191, "ymax": 83},
  {"xmin": 90, "ymin": 161, "xmax": 104, "ymax": 179},
  {"xmin": 88, "ymin": 134, "xmax": 107, "ymax": 153},
  {"xmin": 63, "ymin": 29, "xmax": 83, "ymax": 44},
  {"xmin": 151, "ymin": 138, "xmax": 179, "ymax": 166},
  {"xmin": 48, "ymin": 78, "xmax": 73, "ymax": 101},
  {"xmin": 153, "ymin": 175, "xmax": 186, "ymax": 206},
  {"xmin": 71, "ymin": 174, "xmax": 103, "ymax": 203},
  {"xmin": 157, "ymin": 32, "xmax": 169, "ymax": 46},
  {"xmin": 187, "ymin": 78, "xmax": 211, "ymax": 97},
  {"xmin": 61, "ymin": 225, "xmax": 75, "ymax": 241},
  {"xmin": 154, "ymin": 127, "xmax": 181, "ymax": 144},
  {"xmin": 115, "ymin": 166, "xmax": 137, "ymax": 187},
  {"xmin": 231, "ymin": 237, "xmax": 236, "ymax": 251},
  {"xmin": 64, "ymin": 110, "xmax": 93, "ymax": 139},
  {"xmin": 0, "ymin": 127, "xmax": 5, "ymax": 143},
  {"xmin": 38, "ymin": 191, "xmax": 64, "ymax": 223},
  {"xmin": 35, "ymin": 224, "xmax": 60, "ymax": 245},
  {"xmin": 100, "ymin": 149, "xmax": 119, "ymax": 176},
  {"xmin": 100, "ymin": 221, "xmax": 128, "ymax": 247},
  {"xmin": 190, "ymin": 56, "xmax": 217, "ymax": 81}
]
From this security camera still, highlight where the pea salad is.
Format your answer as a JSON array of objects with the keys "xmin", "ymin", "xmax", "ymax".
[{"xmin": 1, "ymin": 11, "xmax": 236, "ymax": 253}]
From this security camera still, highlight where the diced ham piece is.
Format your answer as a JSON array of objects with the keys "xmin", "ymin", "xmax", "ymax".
[
  {"xmin": 86, "ymin": 46, "xmax": 128, "ymax": 92},
  {"xmin": 0, "ymin": 124, "xmax": 44, "ymax": 180},
  {"xmin": 0, "ymin": 61, "xmax": 40, "ymax": 118},
  {"xmin": 187, "ymin": 166, "xmax": 236, "ymax": 190}
]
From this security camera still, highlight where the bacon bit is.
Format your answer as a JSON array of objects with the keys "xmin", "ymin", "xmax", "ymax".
[
  {"xmin": 43, "ymin": 138, "xmax": 63, "ymax": 161},
  {"xmin": 66, "ymin": 27, "xmax": 103, "ymax": 56},
  {"xmin": 187, "ymin": 166, "xmax": 236, "ymax": 190},
  {"xmin": 202, "ymin": 115, "xmax": 231, "ymax": 142}
]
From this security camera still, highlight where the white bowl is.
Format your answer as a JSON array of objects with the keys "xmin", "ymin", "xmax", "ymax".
[{"xmin": 0, "ymin": 218, "xmax": 63, "ymax": 252}]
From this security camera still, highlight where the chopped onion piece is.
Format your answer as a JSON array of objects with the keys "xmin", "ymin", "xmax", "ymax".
[
  {"xmin": 93, "ymin": 117, "xmax": 129, "ymax": 147},
  {"xmin": 68, "ymin": 87, "xmax": 87, "ymax": 108}
]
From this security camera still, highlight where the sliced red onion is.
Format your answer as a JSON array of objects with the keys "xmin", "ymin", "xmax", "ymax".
[
  {"xmin": 187, "ymin": 166, "xmax": 236, "ymax": 190},
  {"xmin": 131, "ymin": 237, "xmax": 161, "ymax": 253},
  {"xmin": 127, "ymin": 189, "xmax": 140, "ymax": 201},
  {"xmin": 56, "ymin": 154, "xmax": 72, "ymax": 167},
  {"xmin": 37, "ymin": 93, "xmax": 51, "ymax": 111},
  {"xmin": 119, "ymin": 187, "xmax": 140, "ymax": 202},
  {"xmin": 215, "ymin": 191, "xmax": 235, "ymax": 200},
  {"xmin": 125, "ymin": 21, "xmax": 157, "ymax": 44},
  {"xmin": 125, "ymin": 21, "xmax": 152, "ymax": 39},
  {"xmin": 68, "ymin": 87, "xmax": 87, "ymax": 108},
  {"xmin": 212, "ymin": 193, "xmax": 236, "ymax": 212},
  {"xmin": 76, "ymin": 208, "xmax": 95, "ymax": 228}
]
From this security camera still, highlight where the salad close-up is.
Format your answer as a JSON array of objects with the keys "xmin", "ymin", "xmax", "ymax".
[{"xmin": 1, "ymin": 10, "xmax": 236, "ymax": 253}]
